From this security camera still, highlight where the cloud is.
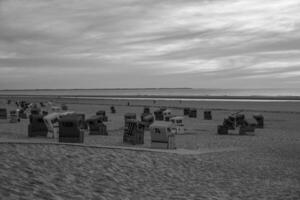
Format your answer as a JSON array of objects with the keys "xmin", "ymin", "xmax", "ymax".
[{"xmin": 0, "ymin": 0, "xmax": 300, "ymax": 89}]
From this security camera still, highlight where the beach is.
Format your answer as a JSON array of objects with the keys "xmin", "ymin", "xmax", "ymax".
[
  {"xmin": 0, "ymin": 95, "xmax": 300, "ymax": 199},
  {"xmin": 2, "ymin": 0, "xmax": 300, "ymax": 198}
]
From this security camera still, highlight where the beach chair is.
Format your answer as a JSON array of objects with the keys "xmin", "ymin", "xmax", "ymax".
[
  {"xmin": 0, "ymin": 108, "xmax": 7, "ymax": 120},
  {"xmin": 31, "ymin": 107, "xmax": 41, "ymax": 115},
  {"xmin": 96, "ymin": 110, "xmax": 108, "ymax": 122},
  {"xmin": 154, "ymin": 109, "xmax": 164, "ymax": 121},
  {"xmin": 253, "ymin": 114, "xmax": 264, "ymax": 128},
  {"xmin": 217, "ymin": 125, "xmax": 228, "ymax": 135},
  {"xmin": 189, "ymin": 108, "xmax": 197, "ymax": 118},
  {"xmin": 183, "ymin": 108, "xmax": 190, "ymax": 116},
  {"xmin": 163, "ymin": 109, "xmax": 173, "ymax": 121},
  {"xmin": 140, "ymin": 113, "xmax": 154, "ymax": 128},
  {"xmin": 51, "ymin": 106, "xmax": 61, "ymax": 113},
  {"xmin": 123, "ymin": 119, "xmax": 144, "ymax": 145},
  {"xmin": 204, "ymin": 110, "xmax": 212, "ymax": 120},
  {"xmin": 28, "ymin": 114, "xmax": 48, "ymax": 137},
  {"xmin": 143, "ymin": 107, "xmax": 150, "ymax": 114},
  {"xmin": 170, "ymin": 116, "xmax": 185, "ymax": 134},
  {"xmin": 150, "ymin": 121, "xmax": 176, "ymax": 149},
  {"xmin": 221, "ymin": 116, "xmax": 255, "ymax": 136},
  {"xmin": 20, "ymin": 101, "xmax": 28, "ymax": 109},
  {"xmin": 61, "ymin": 104, "xmax": 68, "ymax": 111},
  {"xmin": 9, "ymin": 110, "xmax": 19, "ymax": 123},
  {"xmin": 223, "ymin": 117, "xmax": 235, "ymax": 130},
  {"xmin": 59, "ymin": 114, "xmax": 84, "ymax": 143},
  {"xmin": 124, "ymin": 113, "xmax": 137, "ymax": 127},
  {"xmin": 238, "ymin": 119, "xmax": 256, "ymax": 135},
  {"xmin": 19, "ymin": 109, "xmax": 27, "ymax": 119},
  {"xmin": 86, "ymin": 115, "xmax": 108, "ymax": 135},
  {"xmin": 235, "ymin": 114, "xmax": 245, "ymax": 126}
]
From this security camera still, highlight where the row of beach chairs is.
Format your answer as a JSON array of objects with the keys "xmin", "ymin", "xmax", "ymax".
[{"xmin": 218, "ymin": 112, "xmax": 264, "ymax": 135}]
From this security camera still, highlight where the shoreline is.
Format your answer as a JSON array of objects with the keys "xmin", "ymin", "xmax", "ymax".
[
  {"xmin": 1, "ymin": 94, "xmax": 300, "ymax": 101},
  {"xmin": 1, "ymin": 94, "xmax": 300, "ymax": 113}
]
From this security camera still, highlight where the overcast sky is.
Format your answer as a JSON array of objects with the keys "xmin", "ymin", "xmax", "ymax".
[{"xmin": 0, "ymin": 0, "xmax": 300, "ymax": 89}]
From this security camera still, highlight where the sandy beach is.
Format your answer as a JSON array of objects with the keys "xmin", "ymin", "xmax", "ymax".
[
  {"xmin": 0, "ymin": 96, "xmax": 300, "ymax": 199},
  {"xmin": 2, "ymin": 0, "xmax": 300, "ymax": 198}
]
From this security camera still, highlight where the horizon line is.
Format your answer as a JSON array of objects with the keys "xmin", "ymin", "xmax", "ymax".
[{"xmin": 1, "ymin": 87, "xmax": 300, "ymax": 91}]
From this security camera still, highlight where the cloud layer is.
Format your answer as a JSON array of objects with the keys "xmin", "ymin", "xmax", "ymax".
[{"xmin": 0, "ymin": 0, "xmax": 300, "ymax": 89}]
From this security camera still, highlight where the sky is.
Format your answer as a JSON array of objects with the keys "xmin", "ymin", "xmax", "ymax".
[{"xmin": 0, "ymin": 0, "xmax": 300, "ymax": 89}]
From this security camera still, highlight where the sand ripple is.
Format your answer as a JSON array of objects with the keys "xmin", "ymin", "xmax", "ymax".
[{"xmin": 0, "ymin": 143, "xmax": 299, "ymax": 200}]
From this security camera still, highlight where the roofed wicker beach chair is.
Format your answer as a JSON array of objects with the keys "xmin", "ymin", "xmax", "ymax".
[
  {"xmin": 28, "ymin": 114, "xmax": 48, "ymax": 137},
  {"xmin": 253, "ymin": 114, "xmax": 264, "ymax": 128},
  {"xmin": 123, "ymin": 119, "xmax": 144, "ymax": 145},
  {"xmin": 59, "ymin": 114, "xmax": 84, "ymax": 143},
  {"xmin": 96, "ymin": 110, "xmax": 108, "ymax": 122},
  {"xmin": 183, "ymin": 107, "xmax": 190, "ymax": 116},
  {"xmin": 150, "ymin": 121, "xmax": 176, "ymax": 149},
  {"xmin": 204, "ymin": 110, "xmax": 212, "ymax": 120},
  {"xmin": 189, "ymin": 108, "xmax": 197, "ymax": 118},
  {"xmin": 0, "ymin": 108, "xmax": 7, "ymax": 120},
  {"xmin": 86, "ymin": 115, "xmax": 107, "ymax": 135}
]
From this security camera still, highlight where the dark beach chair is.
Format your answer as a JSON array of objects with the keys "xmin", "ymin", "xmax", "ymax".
[
  {"xmin": 123, "ymin": 119, "xmax": 144, "ymax": 145},
  {"xmin": 59, "ymin": 114, "xmax": 84, "ymax": 143},
  {"xmin": 204, "ymin": 110, "xmax": 212, "ymax": 120},
  {"xmin": 28, "ymin": 114, "xmax": 48, "ymax": 137}
]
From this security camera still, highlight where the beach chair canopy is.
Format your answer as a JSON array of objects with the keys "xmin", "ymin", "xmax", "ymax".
[
  {"xmin": 143, "ymin": 107, "xmax": 150, "ymax": 113},
  {"xmin": 31, "ymin": 107, "xmax": 41, "ymax": 115},
  {"xmin": 96, "ymin": 110, "xmax": 106, "ymax": 116},
  {"xmin": 163, "ymin": 109, "xmax": 172, "ymax": 114},
  {"xmin": 150, "ymin": 121, "xmax": 173, "ymax": 132},
  {"xmin": 29, "ymin": 114, "xmax": 45, "ymax": 124},
  {"xmin": 59, "ymin": 111, "xmax": 75, "ymax": 118},
  {"xmin": 86, "ymin": 115, "xmax": 103, "ymax": 125},
  {"xmin": 253, "ymin": 113, "xmax": 264, "ymax": 119},
  {"xmin": 141, "ymin": 113, "xmax": 154, "ymax": 121},
  {"xmin": 0, "ymin": 108, "xmax": 7, "ymax": 113},
  {"xmin": 170, "ymin": 116, "xmax": 184, "ymax": 125},
  {"xmin": 150, "ymin": 121, "xmax": 174, "ymax": 142},
  {"xmin": 86, "ymin": 115, "xmax": 102, "ymax": 121},
  {"xmin": 59, "ymin": 114, "xmax": 81, "ymax": 127},
  {"xmin": 124, "ymin": 113, "xmax": 136, "ymax": 120},
  {"xmin": 10, "ymin": 110, "xmax": 17, "ymax": 115},
  {"xmin": 43, "ymin": 112, "xmax": 60, "ymax": 132},
  {"xmin": 51, "ymin": 106, "xmax": 61, "ymax": 112}
]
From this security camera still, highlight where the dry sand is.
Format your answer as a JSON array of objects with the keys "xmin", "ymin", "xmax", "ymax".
[{"xmin": 0, "ymin": 97, "xmax": 300, "ymax": 199}]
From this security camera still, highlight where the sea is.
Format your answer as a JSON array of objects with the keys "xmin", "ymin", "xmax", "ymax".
[{"xmin": 0, "ymin": 88, "xmax": 300, "ymax": 97}]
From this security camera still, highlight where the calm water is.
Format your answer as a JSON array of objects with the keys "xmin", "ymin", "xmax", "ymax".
[{"xmin": 0, "ymin": 88, "xmax": 300, "ymax": 97}]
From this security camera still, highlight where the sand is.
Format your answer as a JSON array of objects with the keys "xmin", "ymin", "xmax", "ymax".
[
  {"xmin": 0, "ymin": 143, "xmax": 299, "ymax": 200},
  {"xmin": 0, "ymin": 96, "xmax": 300, "ymax": 199}
]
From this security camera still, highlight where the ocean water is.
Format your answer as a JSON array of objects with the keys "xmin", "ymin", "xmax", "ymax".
[{"xmin": 0, "ymin": 88, "xmax": 300, "ymax": 97}]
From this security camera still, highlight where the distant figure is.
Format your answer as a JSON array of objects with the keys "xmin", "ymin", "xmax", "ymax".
[{"xmin": 127, "ymin": 102, "xmax": 130, "ymax": 106}]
